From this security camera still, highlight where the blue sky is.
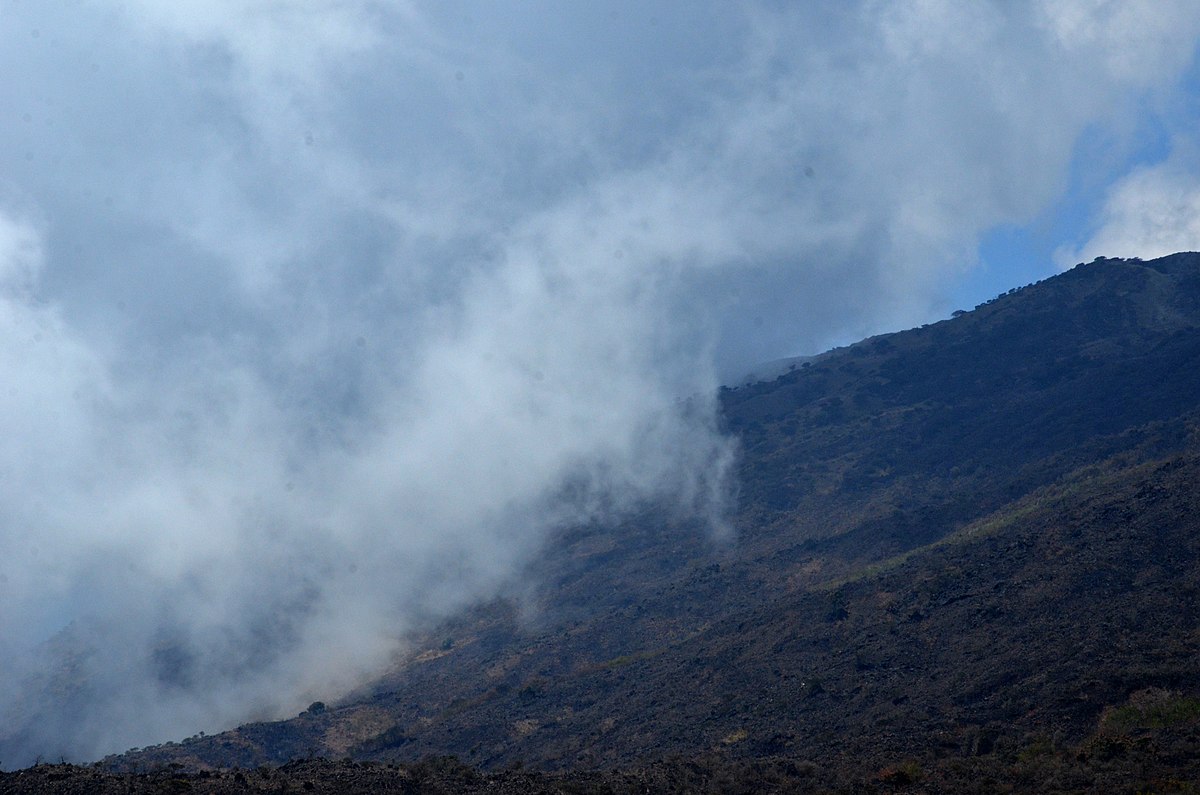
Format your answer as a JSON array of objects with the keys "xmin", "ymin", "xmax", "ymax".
[{"xmin": 3, "ymin": 0, "xmax": 1200, "ymax": 765}]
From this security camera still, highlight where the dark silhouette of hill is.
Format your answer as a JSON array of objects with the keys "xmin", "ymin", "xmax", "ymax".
[{"xmin": 18, "ymin": 253, "xmax": 1200, "ymax": 792}]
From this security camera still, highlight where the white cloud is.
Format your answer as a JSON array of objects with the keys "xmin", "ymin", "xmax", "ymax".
[
  {"xmin": 1058, "ymin": 151, "xmax": 1200, "ymax": 264},
  {"xmin": 1038, "ymin": 0, "xmax": 1200, "ymax": 83}
]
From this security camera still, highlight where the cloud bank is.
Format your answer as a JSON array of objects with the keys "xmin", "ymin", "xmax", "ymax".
[
  {"xmin": 1, "ymin": 0, "xmax": 1199, "ymax": 765},
  {"xmin": 1060, "ymin": 146, "xmax": 1200, "ymax": 263}
]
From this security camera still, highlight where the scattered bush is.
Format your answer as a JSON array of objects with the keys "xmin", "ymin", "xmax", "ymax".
[
  {"xmin": 877, "ymin": 759, "xmax": 922, "ymax": 785},
  {"xmin": 1100, "ymin": 688, "xmax": 1200, "ymax": 734}
]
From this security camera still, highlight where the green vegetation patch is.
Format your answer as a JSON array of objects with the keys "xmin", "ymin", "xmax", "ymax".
[{"xmin": 1101, "ymin": 688, "xmax": 1200, "ymax": 734}]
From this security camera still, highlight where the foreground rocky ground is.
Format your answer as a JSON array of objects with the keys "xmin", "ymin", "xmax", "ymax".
[{"xmin": 6, "ymin": 720, "xmax": 1200, "ymax": 795}]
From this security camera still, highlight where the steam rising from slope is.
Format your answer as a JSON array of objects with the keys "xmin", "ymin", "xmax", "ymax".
[{"xmin": 1, "ymin": 1, "xmax": 1199, "ymax": 765}]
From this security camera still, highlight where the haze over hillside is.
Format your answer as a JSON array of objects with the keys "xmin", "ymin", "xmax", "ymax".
[{"xmin": 69, "ymin": 252, "xmax": 1200, "ymax": 795}]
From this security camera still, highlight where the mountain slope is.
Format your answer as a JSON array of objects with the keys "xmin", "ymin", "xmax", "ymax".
[{"xmin": 109, "ymin": 253, "xmax": 1200, "ymax": 782}]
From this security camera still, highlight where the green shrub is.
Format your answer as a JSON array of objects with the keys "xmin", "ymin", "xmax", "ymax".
[{"xmin": 1100, "ymin": 688, "xmax": 1200, "ymax": 734}]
